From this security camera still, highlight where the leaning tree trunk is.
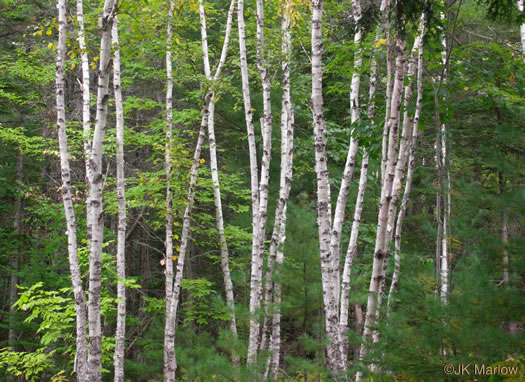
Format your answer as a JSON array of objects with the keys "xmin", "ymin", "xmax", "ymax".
[
  {"xmin": 85, "ymin": 1, "xmax": 116, "ymax": 380},
  {"xmin": 55, "ymin": 0, "xmax": 89, "ymax": 378},
  {"xmin": 355, "ymin": 37, "xmax": 406, "ymax": 382},
  {"xmin": 163, "ymin": 104, "xmax": 209, "ymax": 382},
  {"xmin": 387, "ymin": 23, "xmax": 425, "ymax": 312},
  {"xmin": 112, "ymin": 14, "xmax": 127, "ymax": 382},
  {"xmin": 198, "ymin": 0, "xmax": 239, "ymax": 364}
]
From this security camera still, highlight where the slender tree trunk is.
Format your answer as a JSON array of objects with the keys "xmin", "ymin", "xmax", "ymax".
[
  {"xmin": 86, "ymin": 1, "xmax": 116, "ymax": 380},
  {"xmin": 355, "ymin": 37, "xmax": 406, "ymax": 382},
  {"xmin": 311, "ymin": 0, "xmax": 346, "ymax": 376},
  {"xmin": 8, "ymin": 149, "xmax": 23, "ymax": 354},
  {"xmin": 519, "ymin": 0, "xmax": 525, "ymax": 56},
  {"xmin": 163, "ymin": 103, "xmax": 209, "ymax": 382},
  {"xmin": 329, "ymin": 0, "xmax": 363, "ymax": 307},
  {"xmin": 55, "ymin": 1, "xmax": 89, "ymax": 378},
  {"xmin": 164, "ymin": 1, "xmax": 175, "ymax": 370},
  {"xmin": 262, "ymin": 3, "xmax": 294, "ymax": 376},
  {"xmin": 499, "ymin": 172, "xmax": 510, "ymax": 284},
  {"xmin": 198, "ymin": 0, "xmax": 239, "ymax": 365},
  {"xmin": 112, "ymin": 14, "xmax": 127, "ymax": 382},
  {"xmin": 76, "ymin": 0, "xmax": 93, "ymax": 240},
  {"xmin": 387, "ymin": 23, "xmax": 425, "ymax": 312},
  {"xmin": 245, "ymin": 0, "xmax": 274, "ymax": 364}
]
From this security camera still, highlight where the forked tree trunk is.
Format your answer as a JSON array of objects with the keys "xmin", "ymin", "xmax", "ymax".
[
  {"xmin": 387, "ymin": 22, "xmax": 425, "ymax": 313},
  {"xmin": 85, "ymin": 2, "xmax": 116, "ymax": 380},
  {"xmin": 261, "ymin": 1, "xmax": 294, "ymax": 376},
  {"xmin": 112, "ymin": 14, "xmax": 127, "ymax": 382},
  {"xmin": 245, "ymin": 0, "xmax": 274, "ymax": 364},
  {"xmin": 55, "ymin": 0, "xmax": 89, "ymax": 378},
  {"xmin": 355, "ymin": 37, "xmax": 406, "ymax": 382}
]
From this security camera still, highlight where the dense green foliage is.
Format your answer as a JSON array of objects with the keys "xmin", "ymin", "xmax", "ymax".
[{"xmin": 0, "ymin": 0, "xmax": 523, "ymax": 381}]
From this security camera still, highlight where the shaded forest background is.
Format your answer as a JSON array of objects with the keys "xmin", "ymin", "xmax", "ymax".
[{"xmin": 0, "ymin": 0, "xmax": 524, "ymax": 380}]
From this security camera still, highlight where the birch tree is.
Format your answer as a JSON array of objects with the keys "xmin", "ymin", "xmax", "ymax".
[
  {"xmin": 310, "ymin": 0, "xmax": 346, "ymax": 375},
  {"xmin": 163, "ymin": 0, "xmax": 176, "ymax": 375},
  {"xmin": 55, "ymin": 0, "xmax": 88, "ymax": 378},
  {"xmin": 112, "ymin": 14, "xmax": 126, "ymax": 382},
  {"xmin": 387, "ymin": 23, "xmax": 425, "ymax": 311},
  {"xmin": 519, "ymin": 0, "xmax": 525, "ymax": 56},
  {"xmin": 85, "ymin": 1, "xmax": 117, "ymax": 379},
  {"xmin": 198, "ymin": 0, "xmax": 239, "ymax": 363},
  {"xmin": 259, "ymin": 0, "xmax": 295, "ymax": 377},
  {"xmin": 244, "ymin": 0, "xmax": 275, "ymax": 364},
  {"xmin": 355, "ymin": 35, "xmax": 407, "ymax": 381},
  {"xmin": 76, "ymin": 0, "xmax": 93, "ymax": 238}
]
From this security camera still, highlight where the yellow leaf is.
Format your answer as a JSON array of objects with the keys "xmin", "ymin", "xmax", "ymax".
[
  {"xmin": 48, "ymin": 42, "xmax": 53, "ymax": 49},
  {"xmin": 175, "ymin": 37, "xmax": 180, "ymax": 45},
  {"xmin": 199, "ymin": 158, "xmax": 205, "ymax": 164},
  {"xmin": 176, "ymin": 245, "xmax": 180, "ymax": 251},
  {"xmin": 375, "ymin": 38, "xmax": 387, "ymax": 48},
  {"xmin": 46, "ymin": 29, "xmax": 52, "ymax": 36},
  {"xmin": 70, "ymin": 63, "xmax": 76, "ymax": 70},
  {"xmin": 70, "ymin": 52, "xmax": 76, "ymax": 59},
  {"xmin": 93, "ymin": 56, "xmax": 99, "ymax": 62},
  {"xmin": 36, "ymin": 30, "xmax": 42, "ymax": 36},
  {"xmin": 463, "ymin": 86, "xmax": 469, "ymax": 91},
  {"xmin": 172, "ymin": 256, "xmax": 178, "ymax": 261},
  {"xmin": 90, "ymin": 62, "xmax": 96, "ymax": 70},
  {"xmin": 174, "ymin": 234, "xmax": 180, "ymax": 240}
]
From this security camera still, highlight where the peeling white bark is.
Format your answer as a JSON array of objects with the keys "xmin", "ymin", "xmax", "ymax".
[
  {"xmin": 387, "ymin": 23, "xmax": 425, "ymax": 313},
  {"xmin": 85, "ymin": 2, "xmax": 116, "ymax": 380},
  {"xmin": 198, "ymin": 0, "xmax": 239, "ymax": 364},
  {"xmin": 163, "ymin": 1, "xmax": 176, "ymax": 378},
  {"xmin": 112, "ymin": 15, "xmax": 126, "ymax": 382},
  {"xmin": 311, "ymin": 0, "xmax": 346, "ymax": 376},
  {"xmin": 76, "ymin": 0, "xmax": 93, "ymax": 240},
  {"xmin": 356, "ymin": 37, "xmax": 406, "ymax": 382},
  {"xmin": 56, "ymin": 0, "xmax": 88, "ymax": 378}
]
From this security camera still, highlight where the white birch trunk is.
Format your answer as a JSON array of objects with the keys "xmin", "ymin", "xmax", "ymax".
[
  {"xmin": 263, "ymin": 3, "xmax": 294, "ymax": 375},
  {"xmin": 438, "ymin": 11, "xmax": 450, "ymax": 305},
  {"xmin": 330, "ymin": 0, "xmax": 363, "ymax": 306},
  {"xmin": 519, "ymin": 0, "xmax": 525, "ymax": 56},
  {"xmin": 86, "ymin": 1, "xmax": 116, "ymax": 380},
  {"xmin": 198, "ymin": 0, "xmax": 238, "ymax": 362},
  {"xmin": 76, "ymin": 0, "xmax": 94, "ymax": 241},
  {"xmin": 55, "ymin": 1, "xmax": 89, "ymax": 378},
  {"xmin": 245, "ymin": 0, "xmax": 274, "ymax": 364},
  {"xmin": 311, "ymin": 0, "xmax": 346, "ymax": 376},
  {"xmin": 112, "ymin": 15, "xmax": 126, "ymax": 382},
  {"xmin": 164, "ymin": 0, "xmax": 175, "ymax": 313},
  {"xmin": 355, "ymin": 37, "xmax": 406, "ymax": 382},
  {"xmin": 163, "ymin": 105, "xmax": 208, "ymax": 382},
  {"xmin": 387, "ymin": 25, "xmax": 425, "ymax": 312}
]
